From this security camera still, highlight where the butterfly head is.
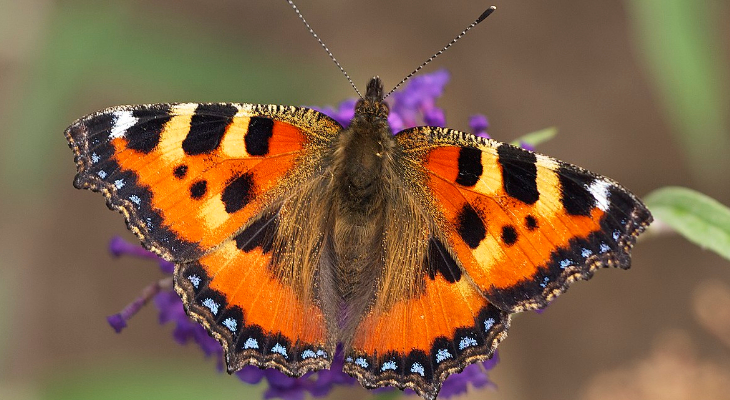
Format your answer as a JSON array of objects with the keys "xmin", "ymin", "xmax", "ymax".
[{"xmin": 354, "ymin": 77, "xmax": 389, "ymax": 121}]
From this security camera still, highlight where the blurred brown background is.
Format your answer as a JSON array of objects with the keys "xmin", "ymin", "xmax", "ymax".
[{"xmin": 1, "ymin": 1, "xmax": 730, "ymax": 399}]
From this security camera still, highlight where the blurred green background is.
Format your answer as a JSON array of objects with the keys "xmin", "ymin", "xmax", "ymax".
[{"xmin": 1, "ymin": 1, "xmax": 729, "ymax": 399}]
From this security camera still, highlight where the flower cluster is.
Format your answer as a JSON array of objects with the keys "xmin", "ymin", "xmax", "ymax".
[
  {"xmin": 106, "ymin": 70, "xmax": 498, "ymax": 399},
  {"xmin": 311, "ymin": 69, "xmax": 490, "ymax": 137}
]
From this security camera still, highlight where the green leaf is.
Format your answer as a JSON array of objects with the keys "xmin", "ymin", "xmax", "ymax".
[
  {"xmin": 510, "ymin": 127, "xmax": 558, "ymax": 148},
  {"xmin": 625, "ymin": 0, "xmax": 730, "ymax": 190},
  {"xmin": 644, "ymin": 186, "xmax": 730, "ymax": 261}
]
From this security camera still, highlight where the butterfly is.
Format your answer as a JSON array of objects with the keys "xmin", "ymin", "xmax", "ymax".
[{"xmin": 65, "ymin": 75, "xmax": 651, "ymax": 399}]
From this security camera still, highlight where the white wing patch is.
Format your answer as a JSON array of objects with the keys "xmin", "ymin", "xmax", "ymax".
[
  {"xmin": 110, "ymin": 110, "xmax": 137, "ymax": 139},
  {"xmin": 587, "ymin": 180, "xmax": 612, "ymax": 212}
]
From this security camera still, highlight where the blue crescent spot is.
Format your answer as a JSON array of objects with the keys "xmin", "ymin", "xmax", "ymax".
[
  {"xmin": 484, "ymin": 317, "xmax": 495, "ymax": 331},
  {"xmin": 201, "ymin": 298, "xmax": 219, "ymax": 315},
  {"xmin": 244, "ymin": 338, "xmax": 259, "ymax": 349},
  {"xmin": 271, "ymin": 343, "xmax": 288, "ymax": 358},
  {"xmin": 381, "ymin": 360, "xmax": 397, "ymax": 372},
  {"xmin": 435, "ymin": 349, "xmax": 452, "ymax": 363},
  {"xmin": 410, "ymin": 362, "xmax": 425, "ymax": 376},
  {"xmin": 354, "ymin": 358, "xmax": 369, "ymax": 368},
  {"xmin": 222, "ymin": 317, "xmax": 237, "ymax": 332},
  {"xmin": 459, "ymin": 336, "xmax": 478, "ymax": 350},
  {"xmin": 301, "ymin": 349, "xmax": 316, "ymax": 359},
  {"xmin": 187, "ymin": 274, "xmax": 201, "ymax": 288}
]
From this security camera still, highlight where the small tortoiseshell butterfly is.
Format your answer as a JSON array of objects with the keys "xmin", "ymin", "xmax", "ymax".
[{"xmin": 64, "ymin": 7, "xmax": 651, "ymax": 400}]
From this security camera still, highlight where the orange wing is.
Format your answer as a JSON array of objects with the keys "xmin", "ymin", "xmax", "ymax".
[
  {"xmin": 176, "ymin": 210, "xmax": 332, "ymax": 376},
  {"xmin": 66, "ymin": 103, "xmax": 339, "ymax": 261},
  {"xmin": 66, "ymin": 103, "xmax": 342, "ymax": 375},
  {"xmin": 344, "ymin": 261, "xmax": 509, "ymax": 399},
  {"xmin": 401, "ymin": 127, "xmax": 652, "ymax": 312}
]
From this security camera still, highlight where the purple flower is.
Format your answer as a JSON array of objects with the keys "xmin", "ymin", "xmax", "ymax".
[
  {"xmin": 110, "ymin": 236, "xmax": 174, "ymax": 273},
  {"xmin": 313, "ymin": 69, "xmax": 452, "ymax": 133},
  {"xmin": 518, "ymin": 141, "xmax": 535, "ymax": 152},
  {"xmin": 310, "ymin": 98, "xmax": 357, "ymax": 128},
  {"xmin": 439, "ymin": 353, "xmax": 499, "ymax": 397},
  {"xmin": 235, "ymin": 347, "xmax": 357, "ymax": 400},
  {"xmin": 469, "ymin": 114, "xmax": 490, "ymax": 138},
  {"xmin": 154, "ymin": 291, "xmax": 222, "ymax": 359},
  {"xmin": 388, "ymin": 69, "xmax": 450, "ymax": 131},
  {"xmin": 106, "ymin": 70, "xmax": 503, "ymax": 399}
]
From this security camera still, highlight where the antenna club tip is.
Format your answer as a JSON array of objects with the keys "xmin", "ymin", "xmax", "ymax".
[
  {"xmin": 366, "ymin": 77, "xmax": 384, "ymax": 100},
  {"xmin": 477, "ymin": 6, "xmax": 497, "ymax": 23}
]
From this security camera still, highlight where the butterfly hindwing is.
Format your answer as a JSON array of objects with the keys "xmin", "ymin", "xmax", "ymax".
[
  {"xmin": 66, "ymin": 102, "xmax": 343, "ymax": 375},
  {"xmin": 176, "ymin": 209, "xmax": 334, "ymax": 375},
  {"xmin": 399, "ymin": 126, "xmax": 652, "ymax": 312},
  {"xmin": 343, "ymin": 274, "xmax": 509, "ymax": 400}
]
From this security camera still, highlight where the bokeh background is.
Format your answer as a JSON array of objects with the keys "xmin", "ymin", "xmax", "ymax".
[{"xmin": 2, "ymin": 0, "xmax": 730, "ymax": 399}]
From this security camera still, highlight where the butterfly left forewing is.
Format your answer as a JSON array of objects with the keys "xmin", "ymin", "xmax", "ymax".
[
  {"xmin": 398, "ymin": 126, "xmax": 652, "ymax": 313},
  {"xmin": 65, "ymin": 103, "xmax": 341, "ymax": 261}
]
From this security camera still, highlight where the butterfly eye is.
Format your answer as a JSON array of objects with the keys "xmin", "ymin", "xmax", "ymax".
[
  {"xmin": 379, "ymin": 101, "xmax": 390, "ymax": 115},
  {"xmin": 353, "ymin": 98, "xmax": 389, "ymax": 120},
  {"xmin": 354, "ymin": 98, "xmax": 366, "ymax": 112}
]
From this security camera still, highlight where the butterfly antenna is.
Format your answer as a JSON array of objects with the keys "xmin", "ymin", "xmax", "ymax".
[
  {"xmin": 384, "ymin": 6, "xmax": 497, "ymax": 100},
  {"xmin": 286, "ymin": 0, "xmax": 363, "ymax": 99}
]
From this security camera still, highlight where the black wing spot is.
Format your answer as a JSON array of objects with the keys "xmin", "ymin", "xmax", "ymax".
[
  {"xmin": 426, "ymin": 238, "xmax": 462, "ymax": 283},
  {"xmin": 456, "ymin": 204, "xmax": 486, "ymax": 249},
  {"xmin": 558, "ymin": 165, "xmax": 596, "ymax": 216},
  {"xmin": 173, "ymin": 164, "xmax": 188, "ymax": 179},
  {"xmin": 222, "ymin": 172, "xmax": 255, "ymax": 214},
  {"xmin": 182, "ymin": 103, "xmax": 238, "ymax": 155},
  {"xmin": 234, "ymin": 212, "xmax": 278, "ymax": 254},
  {"xmin": 189, "ymin": 180, "xmax": 207, "ymax": 200},
  {"xmin": 125, "ymin": 106, "xmax": 172, "ymax": 154},
  {"xmin": 245, "ymin": 117, "xmax": 274, "ymax": 156},
  {"xmin": 525, "ymin": 215, "xmax": 538, "ymax": 231},
  {"xmin": 501, "ymin": 225, "xmax": 518, "ymax": 246},
  {"xmin": 497, "ymin": 144, "xmax": 539, "ymax": 204},
  {"xmin": 455, "ymin": 147, "xmax": 483, "ymax": 187}
]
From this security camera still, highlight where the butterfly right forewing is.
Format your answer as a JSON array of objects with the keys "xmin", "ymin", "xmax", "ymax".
[{"xmin": 399, "ymin": 126, "xmax": 652, "ymax": 312}]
